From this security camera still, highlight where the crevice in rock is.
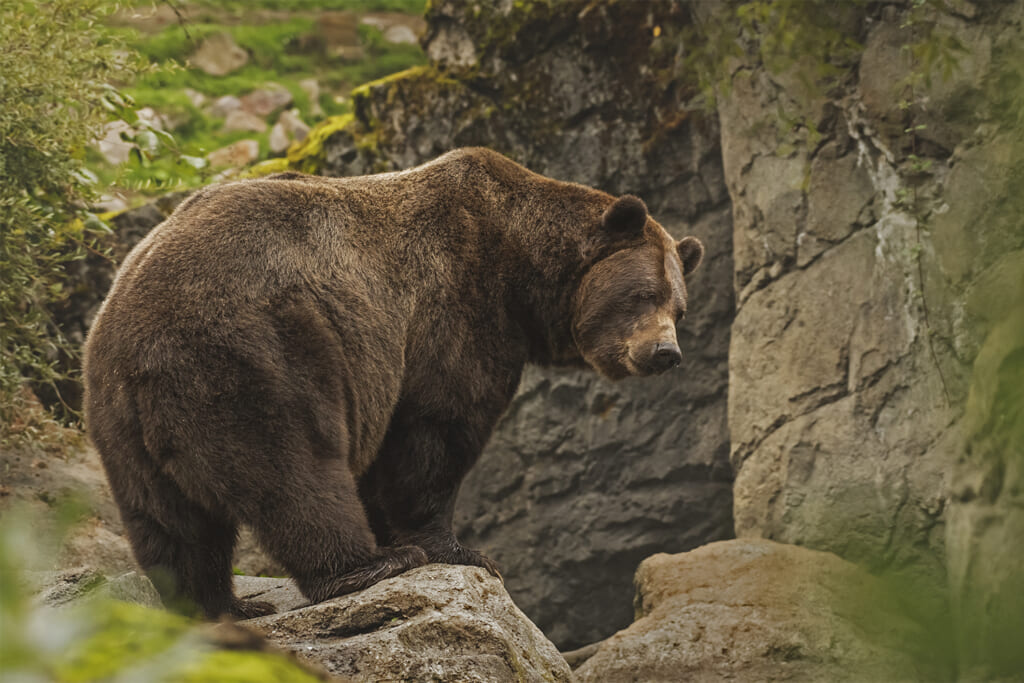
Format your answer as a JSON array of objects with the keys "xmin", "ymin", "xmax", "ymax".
[{"xmin": 324, "ymin": 604, "xmax": 426, "ymax": 640}]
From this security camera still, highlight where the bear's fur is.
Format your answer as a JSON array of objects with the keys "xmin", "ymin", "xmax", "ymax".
[{"xmin": 83, "ymin": 148, "xmax": 704, "ymax": 618}]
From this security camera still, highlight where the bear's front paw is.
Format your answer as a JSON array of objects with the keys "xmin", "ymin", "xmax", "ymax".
[{"xmin": 428, "ymin": 542, "xmax": 503, "ymax": 582}]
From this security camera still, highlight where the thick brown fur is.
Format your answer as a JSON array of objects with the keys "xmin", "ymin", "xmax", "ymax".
[{"xmin": 83, "ymin": 148, "xmax": 704, "ymax": 619}]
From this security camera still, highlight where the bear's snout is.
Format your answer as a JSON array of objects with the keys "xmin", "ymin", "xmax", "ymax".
[
  {"xmin": 628, "ymin": 339, "xmax": 682, "ymax": 375},
  {"xmin": 650, "ymin": 342, "xmax": 682, "ymax": 372}
]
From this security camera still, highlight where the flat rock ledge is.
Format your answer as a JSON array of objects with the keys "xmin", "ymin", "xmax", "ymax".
[
  {"xmin": 575, "ymin": 539, "xmax": 950, "ymax": 683},
  {"xmin": 240, "ymin": 564, "xmax": 573, "ymax": 683}
]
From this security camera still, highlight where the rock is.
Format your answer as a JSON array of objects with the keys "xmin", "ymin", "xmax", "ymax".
[
  {"xmin": 135, "ymin": 106, "xmax": 166, "ymax": 132},
  {"xmin": 244, "ymin": 565, "xmax": 572, "ymax": 683},
  {"xmin": 95, "ymin": 120, "xmax": 134, "ymax": 165},
  {"xmin": 207, "ymin": 139, "xmax": 260, "ymax": 168},
  {"xmin": 859, "ymin": 15, "xmax": 991, "ymax": 151},
  {"xmin": 0, "ymin": 440, "xmax": 134, "ymax": 572},
  {"xmin": 799, "ymin": 146, "xmax": 876, "ymax": 266},
  {"xmin": 279, "ymin": 109, "xmax": 310, "ymax": 141},
  {"xmin": 223, "ymin": 109, "xmax": 269, "ymax": 134},
  {"xmin": 234, "ymin": 527, "xmax": 287, "ymax": 577},
  {"xmin": 944, "ymin": 114, "xmax": 1024, "ymax": 677},
  {"xmin": 575, "ymin": 540, "xmax": 952, "ymax": 682},
  {"xmin": 31, "ymin": 567, "xmax": 163, "ymax": 610},
  {"xmin": 299, "ymin": 78, "xmax": 323, "ymax": 117},
  {"xmin": 269, "ymin": 121, "xmax": 290, "ymax": 154},
  {"xmin": 383, "ymin": 25, "xmax": 418, "ymax": 45},
  {"xmin": 93, "ymin": 109, "xmax": 168, "ymax": 165},
  {"xmin": 183, "ymin": 87, "xmax": 207, "ymax": 108},
  {"xmin": 360, "ymin": 12, "xmax": 426, "ymax": 46},
  {"xmin": 240, "ymin": 84, "xmax": 293, "ymax": 118},
  {"xmin": 209, "ymin": 94, "xmax": 243, "ymax": 119},
  {"xmin": 316, "ymin": 12, "xmax": 363, "ymax": 61},
  {"xmin": 234, "ymin": 576, "xmax": 309, "ymax": 613},
  {"xmin": 270, "ymin": 109, "xmax": 311, "ymax": 153},
  {"xmin": 714, "ymin": 1, "xmax": 1001, "ymax": 593},
  {"xmin": 58, "ymin": 518, "xmax": 135, "ymax": 573},
  {"xmin": 190, "ymin": 32, "xmax": 248, "ymax": 77}
]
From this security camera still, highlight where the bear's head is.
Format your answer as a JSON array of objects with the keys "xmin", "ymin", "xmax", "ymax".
[{"xmin": 573, "ymin": 195, "xmax": 704, "ymax": 380}]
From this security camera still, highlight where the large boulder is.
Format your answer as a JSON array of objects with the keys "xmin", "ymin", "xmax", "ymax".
[
  {"xmin": 29, "ymin": 567, "xmax": 163, "ymax": 610},
  {"xmin": 575, "ymin": 539, "xmax": 952, "ymax": 682},
  {"xmin": 243, "ymin": 565, "xmax": 573, "ymax": 683}
]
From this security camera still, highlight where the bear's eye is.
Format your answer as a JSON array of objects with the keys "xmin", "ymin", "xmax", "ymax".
[
  {"xmin": 636, "ymin": 291, "xmax": 657, "ymax": 302},
  {"xmin": 675, "ymin": 310, "xmax": 685, "ymax": 325}
]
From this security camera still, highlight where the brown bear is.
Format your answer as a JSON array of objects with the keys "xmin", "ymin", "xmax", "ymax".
[{"xmin": 83, "ymin": 148, "xmax": 704, "ymax": 619}]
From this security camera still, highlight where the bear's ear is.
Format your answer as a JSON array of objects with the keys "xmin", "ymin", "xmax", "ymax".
[
  {"xmin": 602, "ymin": 195, "xmax": 648, "ymax": 237},
  {"xmin": 677, "ymin": 236, "xmax": 704, "ymax": 276}
]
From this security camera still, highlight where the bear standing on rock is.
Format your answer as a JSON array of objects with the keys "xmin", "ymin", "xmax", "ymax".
[{"xmin": 84, "ymin": 148, "xmax": 704, "ymax": 619}]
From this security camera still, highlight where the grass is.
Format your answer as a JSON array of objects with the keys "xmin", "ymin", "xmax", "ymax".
[
  {"xmin": 127, "ymin": 0, "xmax": 426, "ymax": 12},
  {"xmin": 93, "ymin": 2, "xmax": 427, "ymax": 197}
]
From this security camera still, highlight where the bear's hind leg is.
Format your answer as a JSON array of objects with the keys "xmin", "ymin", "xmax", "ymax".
[
  {"xmin": 249, "ymin": 458, "xmax": 427, "ymax": 604},
  {"xmin": 121, "ymin": 496, "xmax": 275, "ymax": 620}
]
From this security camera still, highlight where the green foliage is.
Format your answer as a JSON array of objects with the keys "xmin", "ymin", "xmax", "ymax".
[
  {"xmin": 0, "ymin": 0, "xmax": 140, "ymax": 440},
  {"xmin": 0, "ymin": 507, "xmax": 320, "ymax": 682}
]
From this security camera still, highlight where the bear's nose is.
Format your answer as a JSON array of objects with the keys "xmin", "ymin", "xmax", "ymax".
[{"xmin": 651, "ymin": 342, "xmax": 682, "ymax": 372}]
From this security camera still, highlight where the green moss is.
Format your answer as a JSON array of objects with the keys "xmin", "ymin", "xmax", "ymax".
[
  {"xmin": 351, "ymin": 65, "xmax": 457, "ymax": 106},
  {"xmin": 54, "ymin": 602, "xmax": 194, "ymax": 682},
  {"xmin": 286, "ymin": 113, "xmax": 356, "ymax": 173},
  {"xmin": 51, "ymin": 601, "xmax": 319, "ymax": 683},
  {"xmin": 178, "ymin": 650, "xmax": 321, "ymax": 683},
  {"xmin": 240, "ymin": 157, "xmax": 292, "ymax": 179}
]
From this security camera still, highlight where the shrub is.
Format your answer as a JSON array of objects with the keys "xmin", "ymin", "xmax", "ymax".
[{"xmin": 0, "ymin": 0, "xmax": 139, "ymax": 440}]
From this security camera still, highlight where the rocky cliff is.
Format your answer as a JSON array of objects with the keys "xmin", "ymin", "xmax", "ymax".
[{"xmin": 706, "ymin": 1, "xmax": 1023, "ymax": 676}]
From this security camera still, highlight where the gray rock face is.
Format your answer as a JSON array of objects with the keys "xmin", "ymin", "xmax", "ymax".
[
  {"xmin": 243, "ymin": 565, "xmax": 572, "ymax": 683},
  {"xmin": 575, "ymin": 539, "xmax": 951, "ymax": 682},
  {"xmin": 717, "ymin": 11, "xmax": 1024, "ymax": 681},
  {"xmin": 715, "ymin": 2, "xmax": 1015, "ymax": 590},
  {"xmin": 319, "ymin": 0, "xmax": 735, "ymax": 648},
  {"xmin": 30, "ymin": 567, "xmax": 163, "ymax": 610}
]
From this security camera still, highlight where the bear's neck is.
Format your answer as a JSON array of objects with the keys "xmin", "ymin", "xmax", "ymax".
[{"xmin": 469, "ymin": 177, "xmax": 599, "ymax": 369}]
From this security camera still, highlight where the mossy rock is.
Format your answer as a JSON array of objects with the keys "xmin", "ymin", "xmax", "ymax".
[
  {"xmin": 285, "ymin": 113, "xmax": 358, "ymax": 174},
  {"xmin": 53, "ymin": 601, "xmax": 320, "ymax": 683}
]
